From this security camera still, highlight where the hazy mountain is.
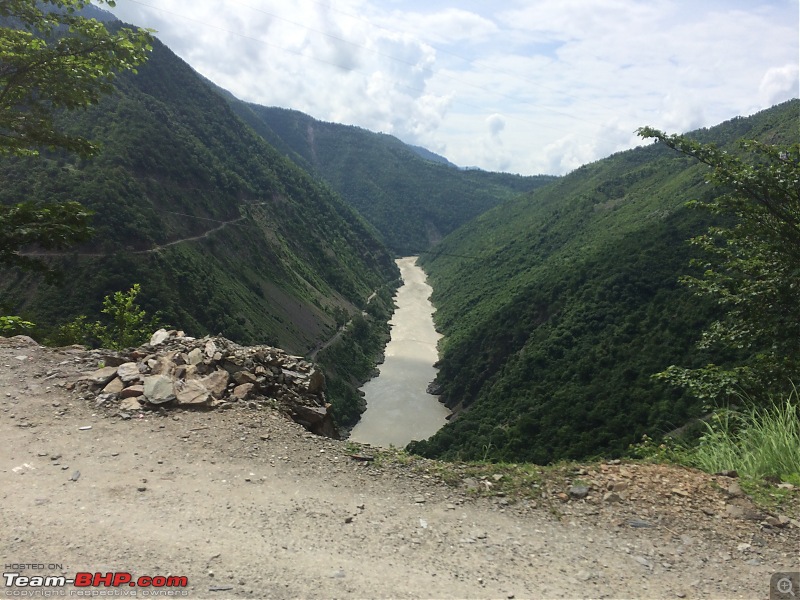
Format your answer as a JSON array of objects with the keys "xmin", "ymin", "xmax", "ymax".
[{"xmin": 222, "ymin": 102, "xmax": 557, "ymax": 254}]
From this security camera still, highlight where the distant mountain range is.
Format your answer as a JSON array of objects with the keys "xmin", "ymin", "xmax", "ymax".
[{"xmin": 221, "ymin": 101, "xmax": 556, "ymax": 254}]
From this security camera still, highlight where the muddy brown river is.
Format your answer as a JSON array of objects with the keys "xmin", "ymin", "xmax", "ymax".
[{"xmin": 349, "ymin": 257, "xmax": 450, "ymax": 447}]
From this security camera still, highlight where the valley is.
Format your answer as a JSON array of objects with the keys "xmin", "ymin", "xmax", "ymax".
[{"xmin": 1, "ymin": 3, "xmax": 797, "ymax": 479}]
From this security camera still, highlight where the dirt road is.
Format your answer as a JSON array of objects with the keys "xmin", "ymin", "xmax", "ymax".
[{"xmin": 1, "ymin": 336, "xmax": 797, "ymax": 599}]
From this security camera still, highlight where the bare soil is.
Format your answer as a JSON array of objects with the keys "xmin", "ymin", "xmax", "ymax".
[{"xmin": 1, "ymin": 336, "xmax": 798, "ymax": 599}]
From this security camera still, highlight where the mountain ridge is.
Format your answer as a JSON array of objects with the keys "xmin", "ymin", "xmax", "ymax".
[{"xmin": 408, "ymin": 99, "xmax": 800, "ymax": 463}]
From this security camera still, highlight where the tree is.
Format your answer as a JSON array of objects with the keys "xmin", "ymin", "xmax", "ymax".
[
  {"xmin": 637, "ymin": 127, "xmax": 800, "ymax": 402},
  {"xmin": 0, "ymin": 0, "xmax": 152, "ymax": 267}
]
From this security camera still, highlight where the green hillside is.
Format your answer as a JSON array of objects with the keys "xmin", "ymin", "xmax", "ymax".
[
  {"xmin": 224, "ymin": 103, "xmax": 557, "ymax": 254},
  {"xmin": 0, "ymin": 32, "xmax": 400, "ymax": 420},
  {"xmin": 407, "ymin": 100, "xmax": 800, "ymax": 463}
]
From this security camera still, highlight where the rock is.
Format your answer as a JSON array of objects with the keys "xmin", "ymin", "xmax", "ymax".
[
  {"xmin": 569, "ymin": 485, "xmax": 590, "ymax": 499},
  {"xmin": 201, "ymin": 370, "xmax": 229, "ymax": 399},
  {"xmin": 307, "ymin": 369, "xmax": 325, "ymax": 393},
  {"xmin": 151, "ymin": 355, "xmax": 177, "ymax": 376},
  {"xmin": 176, "ymin": 379, "xmax": 212, "ymax": 407},
  {"xmin": 102, "ymin": 377, "xmax": 124, "ymax": 394},
  {"xmin": 85, "ymin": 366, "xmax": 118, "ymax": 387},
  {"xmin": 725, "ymin": 504, "xmax": 746, "ymax": 519},
  {"xmin": 204, "ymin": 340, "xmax": 217, "ymax": 358},
  {"xmin": 120, "ymin": 385, "xmax": 144, "ymax": 399},
  {"xmin": 232, "ymin": 370, "xmax": 257, "ymax": 385},
  {"xmin": 116, "ymin": 362, "xmax": 141, "ymax": 383},
  {"xmin": 463, "ymin": 478, "xmax": 479, "ymax": 491},
  {"xmin": 414, "ymin": 496, "xmax": 426, "ymax": 504},
  {"xmin": 715, "ymin": 470, "xmax": 738, "ymax": 478},
  {"xmin": 725, "ymin": 481, "xmax": 744, "ymax": 498},
  {"xmin": 292, "ymin": 404, "xmax": 338, "ymax": 438},
  {"xmin": 764, "ymin": 515, "xmax": 791, "ymax": 528},
  {"xmin": 186, "ymin": 348, "xmax": 203, "ymax": 366},
  {"xmin": 628, "ymin": 519, "xmax": 653, "ymax": 528},
  {"xmin": 119, "ymin": 398, "xmax": 142, "ymax": 411},
  {"xmin": 143, "ymin": 375, "xmax": 176, "ymax": 404},
  {"xmin": 603, "ymin": 492, "xmax": 622, "ymax": 503},
  {"xmin": 231, "ymin": 383, "xmax": 255, "ymax": 400},
  {"xmin": 149, "ymin": 329, "xmax": 170, "ymax": 346},
  {"xmin": 608, "ymin": 481, "xmax": 629, "ymax": 492}
]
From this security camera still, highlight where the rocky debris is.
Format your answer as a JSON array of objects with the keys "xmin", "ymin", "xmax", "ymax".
[{"xmin": 73, "ymin": 329, "xmax": 337, "ymax": 438}]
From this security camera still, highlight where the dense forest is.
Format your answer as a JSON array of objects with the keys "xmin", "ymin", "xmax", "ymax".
[
  {"xmin": 0, "ymin": 31, "xmax": 400, "ymax": 423},
  {"xmin": 223, "ymin": 102, "xmax": 557, "ymax": 254},
  {"xmin": 407, "ymin": 100, "xmax": 799, "ymax": 463}
]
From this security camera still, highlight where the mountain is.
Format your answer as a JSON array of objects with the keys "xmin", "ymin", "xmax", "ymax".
[
  {"xmin": 407, "ymin": 100, "xmax": 800, "ymax": 463},
  {"xmin": 221, "ymin": 102, "xmax": 557, "ymax": 254},
  {"xmin": 0, "ymin": 31, "xmax": 400, "ymax": 423}
]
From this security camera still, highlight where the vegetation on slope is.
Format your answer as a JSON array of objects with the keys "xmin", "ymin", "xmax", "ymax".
[
  {"xmin": 0, "ymin": 31, "xmax": 399, "ymax": 422},
  {"xmin": 408, "ymin": 100, "xmax": 799, "ymax": 464},
  {"xmin": 225, "ymin": 104, "xmax": 557, "ymax": 254}
]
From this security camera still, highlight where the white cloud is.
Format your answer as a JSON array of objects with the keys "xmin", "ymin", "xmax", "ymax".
[
  {"xmin": 759, "ymin": 64, "xmax": 800, "ymax": 107},
  {"xmin": 105, "ymin": 0, "xmax": 799, "ymax": 175}
]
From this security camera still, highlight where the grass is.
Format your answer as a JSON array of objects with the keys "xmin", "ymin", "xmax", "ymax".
[{"xmin": 686, "ymin": 389, "xmax": 800, "ymax": 481}]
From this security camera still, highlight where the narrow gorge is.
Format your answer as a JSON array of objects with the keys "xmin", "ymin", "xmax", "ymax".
[{"xmin": 349, "ymin": 257, "xmax": 450, "ymax": 447}]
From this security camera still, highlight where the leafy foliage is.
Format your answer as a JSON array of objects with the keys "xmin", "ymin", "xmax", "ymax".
[
  {"xmin": 50, "ymin": 283, "xmax": 162, "ymax": 349},
  {"xmin": 0, "ymin": 200, "xmax": 93, "ymax": 269},
  {"xmin": 0, "ymin": 314, "xmax": 34, "ymax": 335},
  {"xmin": 0, "ymin": 0, "xmax": 152, "ymax": 272},
  {"xmin": 0, "ymin": 0, "xmax": 152, "ymax": 157},
  {"xmin": 407, "ymin": 100, "xmax": 799, "ymax": 463},
  {"xmin": 638, "ymin": 128, "xmax": 800, "ymax": 401}
]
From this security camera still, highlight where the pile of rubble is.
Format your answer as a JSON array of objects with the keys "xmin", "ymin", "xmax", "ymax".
[{"xmin": 73, "ymin": 329, "xmax": 337, "ymax": 438}]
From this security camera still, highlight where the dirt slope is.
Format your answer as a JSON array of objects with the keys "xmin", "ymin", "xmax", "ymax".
[{"xmin": 1, "ymin": 336, "xmax": 797, "ymax": 599}]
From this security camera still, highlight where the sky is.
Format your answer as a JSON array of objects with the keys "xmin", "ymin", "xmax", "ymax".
[{"xmin": 104, "ymin": 0, "xmax": 799, "ymax": 176}]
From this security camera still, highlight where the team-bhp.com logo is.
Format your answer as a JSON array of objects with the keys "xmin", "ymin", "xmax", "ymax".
[{"xmin": 3, "ymin": 571, "xmax": 188, "ymax": 595}]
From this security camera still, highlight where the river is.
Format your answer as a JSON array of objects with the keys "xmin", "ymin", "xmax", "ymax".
[{"xmin": 349, "ymin": 256, "xmax": 450, "ymax": 447}]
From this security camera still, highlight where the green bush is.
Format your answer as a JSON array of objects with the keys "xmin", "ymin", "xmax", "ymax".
[
  {"xmin": 0, "ymin": 315, "xmax": 35, "ymax": 336},
  {"xmin": 685, "ymin": 389, "xmax": 800, "ymax": 480},
  {"xmin": 49, "ymin": 284, "xmax": 164, "ymax": 350}
]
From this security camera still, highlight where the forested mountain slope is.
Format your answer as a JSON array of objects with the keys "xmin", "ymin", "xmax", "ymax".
[
  {"xmin": 408, "ymin": 100, "xmax": 799, "ymax": 463},
  {"xmin": 0, "ymin": 34, "xmax": 398, "ymax": 355},
  {"xmin": 223, "ymin": 103, "xmax": 557, "ymax": 254}
]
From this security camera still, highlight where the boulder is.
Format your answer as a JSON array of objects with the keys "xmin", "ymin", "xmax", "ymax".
[
  {"xmin": 149, "ymin": 329, "xmax": 170, "ymax": 346},
  {"xmin": 143, "ymin": 375, "xmax": 176, "ymax": 404},
  {"xmin": 85, "ymin": 366, "xmax": 119, "ymax": 387},
  {"xmin": 186, "ymin": 347, "xmax": 203, "ymax": 366},
  {"xmin": 307, "ymin": 369, "xmax": 325, "ymax": 393},
  {"xmin": 292, "ymin": 404, "xmax": 339, "ymax": 439},
  {"xmin": 116, "ymin": 362, "xmax": 141, "ymax": 384},
  {"xmin": 232, "ymin": 383, "xmax": 255, "ymax": 400},
  {"xmin": 120, "ymin": 385, "xmax": 144, "ymax": 399},
  {"xmin": 102, "ymin": 377, "xmax": 125, "ymax": 394},
  {"xmin": 176, "ymin": 379, "xmax": 211, "ymax": 407},
  {"xmin": 119, "ymin": 397, "xmax": 143, "ymax": 411},
  {"xmin": 232, "ymin": 370, "xmax": 257, "ymax": 385},
  {"xmin": 201, "ymin": 370, "xmax": 229, "ymax": 399}
]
